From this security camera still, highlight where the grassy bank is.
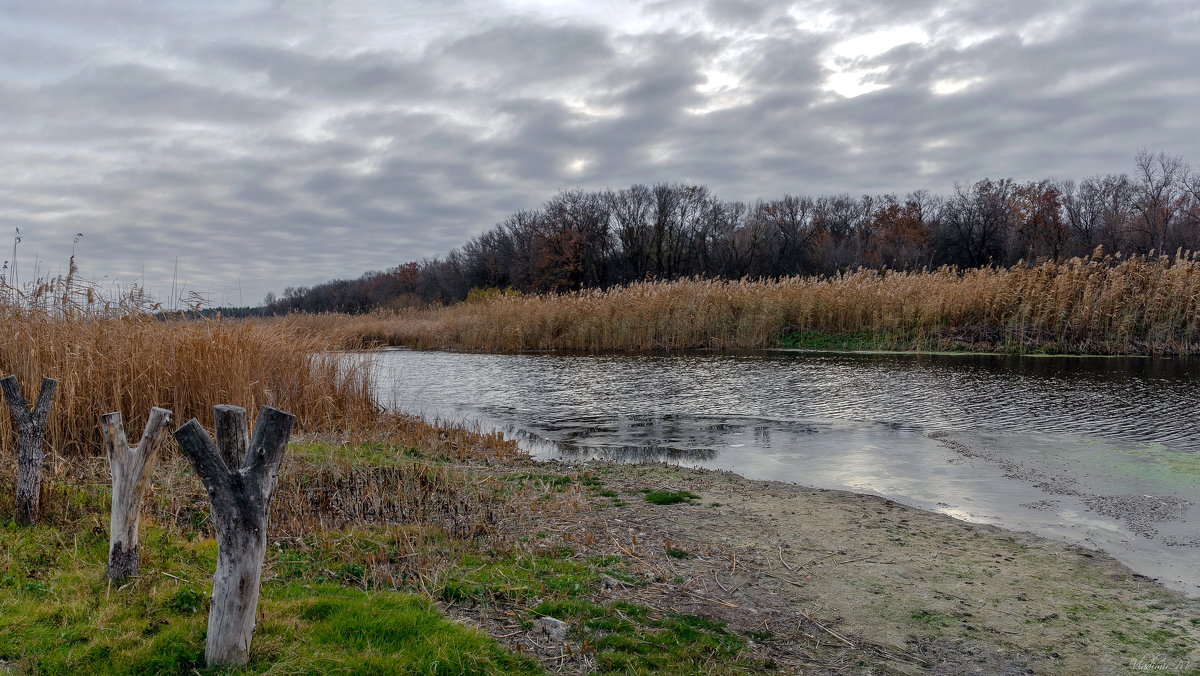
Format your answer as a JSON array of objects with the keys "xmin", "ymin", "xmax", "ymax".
[
  {"xmin": 300, "ymin": 254, "xmax": 1200, "ymax": 355},
  {"xmin": 4, "ymin": 437, "xmax": 1198, "ymax": 674},
  {"xmin": 0, "ymin": 441, "xmax": 541, "ymax": 675},
  {"xmin": 0, "ymin": 442, "xmax": 776, "ymax": 674}
]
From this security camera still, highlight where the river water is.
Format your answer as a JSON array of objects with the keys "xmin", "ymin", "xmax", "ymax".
[{"xmin": 367, "ymin": 348, "xmax": 1200, "ymax": 596}]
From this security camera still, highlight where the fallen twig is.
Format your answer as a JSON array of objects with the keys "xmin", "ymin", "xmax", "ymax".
[
  {"xmin": 778, "ymin": 545, "xmax": 796, "ymax": 572},
  {"xmin": 713, "ymin": 569, "xmax": 731, "ymax": 593},
  {"xmin": 799, "ymin": 611, "xmax": 855, "ymax": 649},
  {"xmin": 838, "ymin": 553, "xmax": 884, "ymax": 564}
]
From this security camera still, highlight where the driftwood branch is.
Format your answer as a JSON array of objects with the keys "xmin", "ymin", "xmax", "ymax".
[
  {"xmin": 174, "ymin": 405, "xmax": 295, "ymax": 668},
  {"xmin": 2, "ymin": 375, "xmax": 58, "ymax": 526},
  {"xmin": 103, "ymin": 407, "xmax": 172, "ymax": 582}
]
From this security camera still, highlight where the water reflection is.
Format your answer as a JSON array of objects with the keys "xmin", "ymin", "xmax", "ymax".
[
  {"xmin": 374, "ymin": 349, "xmax": 1200, "ymax": 456},
  {"xmin": 368, "ymin": 348, "xmax": 1200, "ymax": 594}
]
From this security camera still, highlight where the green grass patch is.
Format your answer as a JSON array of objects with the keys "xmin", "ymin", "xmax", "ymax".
[
  {"xmin": 441, "ymin": 552, "xmax": 599, "ymax": 604},
  {"xmin": 294, "ymin": 588, "xmax": 539, "ymax": 674},
  {"xmin": 909, "ymin": 608, "xmax": 956, "ymax": 627},
  {"xmin": 521, "ymin": 596, "xmax": 755, "ymax": 673},
  {"xmin": 288, "ymin": 440, "xmax": 430, "ymax": 466},
  {"xmin": 644, "ymin": 491, "xmax": 700, "ymax": 506},
  {"xmin": 0, "ymin": 524, "xmax": 538, "ymax": 675}
]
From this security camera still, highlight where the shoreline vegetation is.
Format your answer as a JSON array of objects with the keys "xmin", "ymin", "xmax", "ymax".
[
  {"xmin": 4, "ymin": 443, "xmax": 1198, "ymax": 674},
  {"xmin": 286, "ymin": 253, "xmax": 1200, "ymax": 356},
  {"xmin": 1, "ymin": 270, "xmax": 1198, "ymax": 674}
]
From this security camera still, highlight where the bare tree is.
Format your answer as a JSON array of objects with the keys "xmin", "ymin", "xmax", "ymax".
[
  {"xmin": 935, "ymin": 179, "xmax": 1018, "ymax": 267},
  {"xmin": 174, "ymin": 405, "xmax": 295, "ymax": 668},
  {"xmin": 103, "ymin": 407, "xmax": 173, "ymax": 581},
  {"xmin": 1061, "ymin": 178, "xmax": 1102, "ymax": 254},
  {"xmin": 2, "ymin": 375, "xmax": 57, "ymax": 526},
  {"xmin": 1130, "ymin": 150, "xmax": 1186, "ymax": 254}
]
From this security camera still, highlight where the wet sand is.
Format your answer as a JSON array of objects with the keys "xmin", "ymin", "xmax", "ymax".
[{"xmin": 495, "ymin": 459, "xmax": 1200, "ymax": 675}]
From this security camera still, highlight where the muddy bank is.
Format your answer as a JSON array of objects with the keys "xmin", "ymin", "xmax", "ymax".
[{"xmin": 482, "ymin": 460, "xmax": 1199, "ymax": 675}]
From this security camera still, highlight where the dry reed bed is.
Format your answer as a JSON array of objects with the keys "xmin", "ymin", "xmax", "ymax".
[
  {"xmin": 0, "ymin": 299, "xmax": 527, "ymax": 535},
  {"xmin": 305, "ymin": 254, "xmax": 1200, "ymax": 355},
  {"xmin": 0, "ymin": 313, "xmax": 378, "ymax": 459}
]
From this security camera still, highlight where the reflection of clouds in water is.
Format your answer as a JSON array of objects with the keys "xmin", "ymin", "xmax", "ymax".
[
  {"xmin": 371, "ymin": 349, "xmax": 1200, "ymax": 448},
  {"xmin": 481, "ymin": 409, "xmax": 825, "ymax": 462}
]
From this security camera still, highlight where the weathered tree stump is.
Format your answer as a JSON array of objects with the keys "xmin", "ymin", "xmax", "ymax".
[
  {"xmin": 1, "ymin": 375, "xmax": 57, "ymax": 526},
  {"xmin": 173, "ymin": 405, "xmax": 294, "ymax": 668},
  {"xmin": 102, "ymin": 407, "xmax": 173, "ymax": 582}
]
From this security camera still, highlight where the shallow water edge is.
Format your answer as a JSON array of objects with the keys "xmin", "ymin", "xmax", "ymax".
[{"xmin": 364, "ymin": 347, "xmax": 1200, "ymax": 596}]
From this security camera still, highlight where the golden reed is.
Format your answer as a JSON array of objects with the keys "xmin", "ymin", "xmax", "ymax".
[
  {"xmin": 302, "ymin": 253, "xmax": 1200, "ymax": 356},
  {"xmin": 0, "ymin": 311, "xmax": 381, "ymax": 460},
  {"xmin": 0, "ymin": 262, "xmax": 523, "ymax": 465}
]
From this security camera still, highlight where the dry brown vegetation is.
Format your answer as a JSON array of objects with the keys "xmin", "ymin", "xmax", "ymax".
[
  {"xmin": 0, "ymin": 310, "xmax": 384, "ymax": 460},
  {"xmin": 0, "ymin": 270, "xmax": 529, "ymax": 560},
  {"xmin": 0, "ymin": 266, "xmax": 525, "ymax": 531},
  {"xmin": 0, "ymin": 438, "xmax": 526, "ymax": 545},
  {"xmin": 0, "ymin": 268, "xmax": 525, "ymax": 462},
  {"xmin": 303, "ymin": 253, "xmax": 1200, "ymax": 355}
]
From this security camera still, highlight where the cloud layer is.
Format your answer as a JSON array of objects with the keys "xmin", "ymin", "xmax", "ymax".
[{"xmin": 2, "ymin": 0, "xmax": 1197, "ymax": 304}]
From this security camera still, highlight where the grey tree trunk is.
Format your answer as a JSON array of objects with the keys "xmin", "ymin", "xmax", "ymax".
[
  {"xmin": 1, "ymin": 375, "xmax": 58, "ymax": 526},
  {"xmin": 103, "ymin": 407, "xmax": 173, "ymax": 582},
  {"xmin": 173, "ymin": 405, "xmax": 294, "ymax": 669}
]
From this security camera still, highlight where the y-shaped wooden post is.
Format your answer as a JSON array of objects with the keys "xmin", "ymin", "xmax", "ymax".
[
  {"xmin": 102, "ymin": 407, "xmax": 173, "ymax": 582},
  {"xmin": 1, "ymin": 375, "xmax": 58, "ymax": 526},
  {"xmin": 173, "ymin": 405, "xmax": 294, "ymax": 668}
]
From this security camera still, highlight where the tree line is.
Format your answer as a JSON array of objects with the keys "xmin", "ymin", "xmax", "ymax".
[{"xmin": 265, "ymin": 151, "xmax": 1200, "ymax": 313}]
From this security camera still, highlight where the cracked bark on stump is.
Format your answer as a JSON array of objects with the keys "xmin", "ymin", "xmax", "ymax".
[
  {"xmin": 173, "ymin": 405, "xmax": 294, "ymax": 669},
  {"xmin": 1, "ymin": 375, "xmax": 57, "ymax": 526},
  {"xmin": 103, "ymin": 407, "xmax": 172, "ymax": 582}
]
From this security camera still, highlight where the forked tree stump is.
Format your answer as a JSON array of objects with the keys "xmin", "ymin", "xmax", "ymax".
[
  {"xmin": 102, "ymin": 407, "xmax": 173, "ymax": 582},
  {"xmin": 173, "ymin": 405, "xmax": 294, "ymax": 668},
  {"xmin": 1, "ymin": 375, "xmax": 58, "ymax": 526}
]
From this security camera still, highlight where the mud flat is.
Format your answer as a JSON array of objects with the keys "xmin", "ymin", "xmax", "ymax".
[{"xmin": 505, "ymin": 460, "xmax": 1200, "ymax": 675}]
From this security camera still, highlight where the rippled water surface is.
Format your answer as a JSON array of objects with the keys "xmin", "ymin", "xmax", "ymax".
[{"xmin": 368, "ymin": 348, "xmax": 1200, "ymax": 594}]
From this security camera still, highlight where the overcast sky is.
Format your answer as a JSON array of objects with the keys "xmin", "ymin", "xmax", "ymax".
[{"xmin": 2, "ymin": 0, "xmax": 1198, "ymax": 306}]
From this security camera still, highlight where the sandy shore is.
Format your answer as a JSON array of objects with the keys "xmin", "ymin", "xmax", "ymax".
[{"xmin": 477, "ymin": 460, "xmax": 1200, "ymax": 675}]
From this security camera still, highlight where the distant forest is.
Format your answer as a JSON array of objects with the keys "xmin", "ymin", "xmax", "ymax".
[{"xmin": 264, "ymin": 151, "xmax": 1200, "ymax": 314}]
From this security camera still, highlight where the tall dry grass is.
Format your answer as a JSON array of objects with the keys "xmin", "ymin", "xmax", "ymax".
[
  {"xmin": 0, "ymin": 311, "xmax": 382, "ymax": 460},
  {"xmin": 299, "ymin": 253, "xmax": 1200, "ymax": 355}
]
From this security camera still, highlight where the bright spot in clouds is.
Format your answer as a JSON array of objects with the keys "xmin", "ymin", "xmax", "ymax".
[
  {"xmin": 823, "ymin": 25, "xmax": 928, "ymax": 98},
  {"xmin": 932, "ymin": 77, "xmax": 982, "ymax": 95}
]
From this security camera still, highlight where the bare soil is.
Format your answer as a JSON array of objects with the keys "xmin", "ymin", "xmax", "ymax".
[{"xmin": 463, "ymin": 460, "xmax": 1200, "ymax": 675}]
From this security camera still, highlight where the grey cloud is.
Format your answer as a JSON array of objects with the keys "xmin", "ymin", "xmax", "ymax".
[
  {"xmin": 740, "ymin": 34, "xmax": 829, "ymax": 90},
  {"xmin": 202, "ymin": 42, "xmax": 436, "ymax": 99},
  {"xmin": 1, "ymin": 0, "xmax": 1198, "ymax": 303},
  {"xmin": 20, "ymin": 63, "xmax": 293, "ymax": 129},
  {"xmin": 703, "ymin": 0, "xmax": 770, "ymax": 26},
  {"xmin": 439, "ymin": 22, "xmax": 614, "ymax": 80}
]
